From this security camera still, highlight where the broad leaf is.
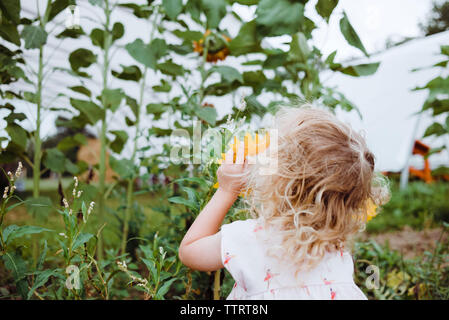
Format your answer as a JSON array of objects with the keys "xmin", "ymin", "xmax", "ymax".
[
  {"xmin": 195, "ymin": 107, "xmax": 217, "ymax": 126},
  {"xmin": 315, "ymin": 0, "xmax": 339, "ymax": 22},
  {"xmin": 0, "ymin": 0, "xmax": 20, "ymax": 24},
  {"xmin": 229, "ymin": 20, "xmax": 261, "ymax": 56},
  {"xmin": 338, "ymin": 62, "xmax": 380, "ymax": 77},
  {"xmin": 256, "ymin": 0, "xmax": 304, "ymax": 37},
  {"xmin": 163, "ymin": 0, "xmax": 182, "ymax": 20},
  {"xmin": 125, "ymin": 38, "xmax": 167, "ymax": 69},
  {"xmin": 101, "ymin": 88, "xmax": 124, "ymax": 112},
  {"xmin": 72, "ymin": 232, "xmax": 94, "ymax": 250},
  {"xmin": 109, "ymin": 130, "xmax": 128, "ymax": 154},
  {"xmin": 43, "ymin": 148, "xmax": 66, "ymax": 173},
  {"xmin": 424, "ymin": 122, "xmax": 446, "ymax": 137},
  {"xmin": 4, "ymin": 225, "xmax": 51, "ymax": 244},
  {"xmin": 202, "ymin": 0, "xmax": 227, "ymax": 29},
  {"xmin": 25, "ymin": 197, "xmax": 53, "ymax": 218},
  {"xmin": 112, "ymin": 65, "xmax": 142, "ymax": 82},
  {"xmin": 21, "ymin": 25, "xmax": 47, "ymax": 49},
  {"xmin": 69, "ymin": 48, "xmax": 96, "ymax": 71},
  {"xmin": 70, "ymin": 98, "xmax": 104, "ymax": 124},
  {"xmin": 210, "ymin": 66, "xmax": 243, "ymax": 83},
  {"xmin": 339, "ymin": 11, "xmax": 368, "ymax": 57},
  {"xmin": 109, "ymin": 156, "xmax": 135, "ymax": 179}
]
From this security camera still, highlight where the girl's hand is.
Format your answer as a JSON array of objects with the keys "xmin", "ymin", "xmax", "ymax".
[{"xmin": 217, "ymin": 142, "xmax": 248, "ymax": 197}]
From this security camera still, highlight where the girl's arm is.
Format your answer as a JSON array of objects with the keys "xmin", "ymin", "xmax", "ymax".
[{"xmin": 179, "ymin": 143, "xmax": 247, "ymax": 271}]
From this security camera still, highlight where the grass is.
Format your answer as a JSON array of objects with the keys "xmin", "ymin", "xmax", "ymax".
[{"xmin": 366, "ymin": 180, "xmax": 449, "ymax": 233}]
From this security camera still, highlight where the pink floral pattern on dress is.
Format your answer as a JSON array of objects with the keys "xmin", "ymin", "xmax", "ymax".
[
  {"xmin": 223, "ymin": 252, "xmax": 235, "ymax": 265},
  {"xmin": 221, "ymin": 219, "xmax": 367, "ymax": 300}
]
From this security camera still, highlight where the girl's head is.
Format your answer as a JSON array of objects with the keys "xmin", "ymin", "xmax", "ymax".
[{"xmin": 246, "ymin": 105, "xmax": 390, "ymax": 270}]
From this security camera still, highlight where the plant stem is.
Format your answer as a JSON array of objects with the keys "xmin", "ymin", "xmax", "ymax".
[
  {"xmin": 97, "ymin": 0, "xmax": 112, "ymax": 261},
  {"xmin": 213, "ymin": 269, "xmax": 221, "ymax": 300},
  {"xmin": 120, "ymin": 67, "xmax": 146, "ymax": 255},
  {"xmin": 120, "ymin": 6, "xmax": 160, "ymax": 255},
  {"xmin": 33, "ymin": 47, "xmax": 43, "ymax": 200}
]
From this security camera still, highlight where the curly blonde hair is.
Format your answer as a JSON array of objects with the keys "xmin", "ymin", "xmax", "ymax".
[{"xmin": 245, "ymin": 105, "xmax": 390, "ymax": 272}]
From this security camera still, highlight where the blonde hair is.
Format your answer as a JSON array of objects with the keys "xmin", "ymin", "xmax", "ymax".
[{"xmin": 245, "ymin": 105, "xmax": 390, "ymax": 272}]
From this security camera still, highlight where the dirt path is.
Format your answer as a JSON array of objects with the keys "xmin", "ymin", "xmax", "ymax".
[{"xmin": 358, "ymin": 226, "xmax": 448, "ymax": 259}]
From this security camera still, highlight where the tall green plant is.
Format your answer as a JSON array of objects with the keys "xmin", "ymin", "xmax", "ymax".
[
  {"xmin": 118, "ymin": 2, "xmax": 166, "ymax": 255},
  {"xmin": 414, "ymin": 44, "xmax": 449, "ymax": 177}
]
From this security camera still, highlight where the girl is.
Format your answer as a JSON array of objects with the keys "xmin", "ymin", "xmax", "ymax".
[{"xmin": 179, "ymin": 106, "xmax": 390, "ymax": 300}]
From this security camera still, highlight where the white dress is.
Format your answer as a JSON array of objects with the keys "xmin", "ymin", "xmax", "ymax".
[{"xmin": 220, "ymin": 218, "xmax": 367, "ymax": 300}]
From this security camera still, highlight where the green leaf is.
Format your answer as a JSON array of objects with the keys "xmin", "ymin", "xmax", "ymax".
[
  {"xmin": 0, "ymin": 19, "xmax": 20, "ymax": 45},
  {"xmin": 147, "ymin": 103, "xmax": 169, "ymax": 120},
  {"xmin": 148, "ymin": 127, "xmax": 173, "ymax": 137},
  {"xmin": 256, "ymin": 0, "xmax": 304, "ymax": 37},
  {"xmin": 44, "ymin": 148, "xmax": 66, "ymax": 173},
  {"xmin": 90, "ymin": 28, "xmax": 105, "ymax": 48},
  {"xmin": 339, "ymin": 11, "xmax": 368, "ymax": 57},
  {"xmin": 172, "ymin": 30, "xmax": 203, "ymax": 41},
  {"xmin": 125, "ymin": 95, "xmax": 138, "ymax": 118},
  {"xmin": 48, "ymin": 0, "xmax": 73, "ymax": 22},
  {"xmin": 112, "ymin": 65, "xmax": 142, "ymax": 82},
  {"xmin": 21, "ymin": 25, "xmax": 47, "ymax": 49},
  {"xmin": 56, "ymin": 27, "xmax": 85, "ymax": 39},
  {"xmin": 152, "ymin": 79, "xmax": 172, "ymax": 92},
  {"xmin": 229, "ymin": 20, "xmax": 261, "ymax": 56},
  {"xmin": 27, "ymin": 269, "xmax": 58, "ymax": 300},
  {"xmin": 210, "ymin": 66, "xmax": 243, "ymax": 83},
  {"xmin": 69, "ymin": 48, "xmax": 96, "ymax": 71},
  {"xmin": 101, "ymin": 88, "xmax": 124, "ymax": 111},
  {"xmin": 195, "ymin": 106, "xmax": 217, "ymax": 126},
  {"xmin": 5, "ymin": 123, "xmax": 27, "ymax": 150},
  {"xmin": 415, "ymin": 76, "xmax": 449, "ymax": 99},
  {"xmin": 65, "ymin": 158, "xmax": 79, "ymax": 175},
  {"xmin": 338, "ymin": 62, "xmax": 380, "ymax": 77},
  {"xmin": 72, "ymin": 233, "xmax": 94, "ymax": 250},
  {"xmin": 315, "ymin": 0, "xmax": 339, "ymax": 23},
  {"xmin": 57, "ymin": 134, "xmax": 87, "ymax": 151},
  {"xmin": 202, "ymin": 0, "xmax": 227, "ymax": 29},
  {"xmin": 2, "ymin": 251, "xmax": 28, "ymax": 299},
  {"xmin": 232, "ymin": 0, "xmax": 259, "ymax": 4},
  {"xmin": 163, "ymin": 0, "xmax": 183, "ymax": 20},
  {"xmin": 125, "ymin": 38, "xmax": 167, "ymax": 69},
  {"xmin": 5, "ymin": 225, "xmax": 51, "ymax": 244},
  {"xmin": 119, "ymin": 3, "xmax": 152, "ymax": 18},
  {"xmin": 109, "ymin": 130, "xmax": 128, "ymax": 153},
  {"xmin": 37, "ymin": 240, "xmax": 48, "ymax": 270},
  {"xmin": 109, "ymin": 156, "xmax": 135, "ymax": 179},
  {"xmin": 157, "ymin": 60, "xmax": 185, "ymax": 77},
  {"xmin": 70, "ymin": 98, "xmax": 104, "ymax": 124},
  {"xmin": 175, "ymin": 177, "xmax": 211, "ymax": 189},
  {"xmin": 440, "ymin": 45, "xmax": 449, "ymax": 56},
  {"xmin": 25, "ymin": 197, "xmax": 53, "ymax": 218},
  {"xmin": 168, "ymin": 196, "xmax": 198, "ymax": 210},
  {"xmin": 0, "ymin": 0, "xmax": 21, "ymax": 24},
  {"xmin": 157, "ymin": 278, "xmax": 177, "ymax": 298},
  {"xmin": 69, "ymin": 85, "xmax": 91, "ymax": 97},
  {"xmin": 112, "ymin": 22, "xmax": 125, "ymax": 41},
  {"xmin": 424, "ymin": 122, "xmax": 446, "ymax": 137},
  {"xmin": 288, "ymin": 32, "xmax": 310, "ymax": 63}
]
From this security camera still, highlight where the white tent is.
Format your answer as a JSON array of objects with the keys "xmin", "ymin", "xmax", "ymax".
[{"xmin": 327, "ymin": 31, "xmax": 449, "ymax": 175}]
